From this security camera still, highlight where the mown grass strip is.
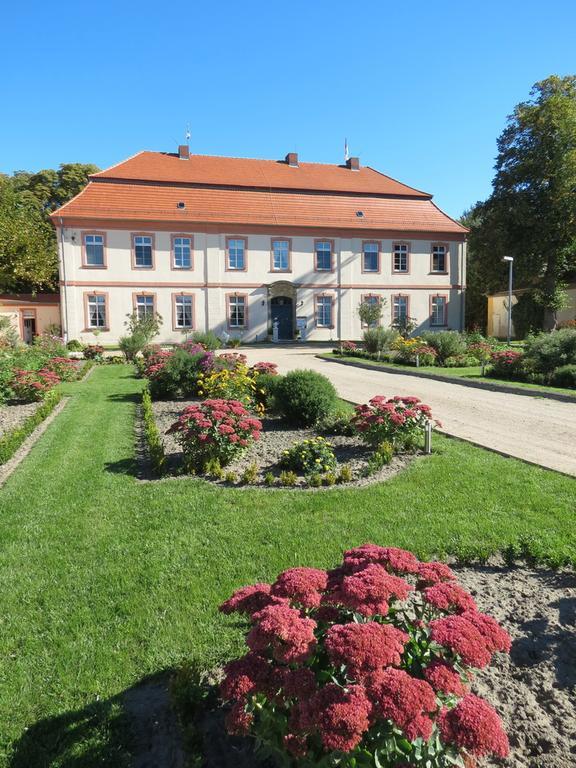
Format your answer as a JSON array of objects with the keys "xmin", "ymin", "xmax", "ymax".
[{"xmin": 0, "ymin": 389, "xmax": 63, "ymax": 465}]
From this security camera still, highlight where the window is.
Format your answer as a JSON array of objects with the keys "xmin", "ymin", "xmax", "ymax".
[
  {"xmin": 393, "ymin": 295, "xmax": 408, "ymax": 323},
  {"xmin": 315, "ymin": 240, "xmax": 332, "ymax": 271},
  {"xmin": 431, "ymin": 244, "xmax": 447, "ymax": 273},
  {"xmin": 174, "ymin": 295, "xmax": 194, "ymax": 329},
  {"xmin": 133, "ymin": 235, "xmax": 153, "ymax": 268},
  {"xmin": 361, "ymin": 295, "xmax": 381, "ymax": 327},
  {"xmin": 83, "ymin": 233, "xmax": 105, "ymax": 267},
  {"xmin": 173, "ymin": 236, "xmax": 192, "ymax": 269},
  {"xmin": 316, "ymin": 296, "xmax": 333, "ymax": 327},
  {"xmin": 87, "ymin": 294, "xmax": 107, "ymax": 328},
  {"xmin": 362, "ymin": 242, "xmax": 379, "ymax": 272},
  {"xmin": 136, "ymin": 295, "xmax": 154, "ymax": 320},
  {"xmin": 431, "ymin": 295, "xmax": 447, "ymax": 326},
  {"xmin": 228, "ymin": 295, "xmax": 247, "ymax": 328},
  {"xmin": 227, "ymin": 238, "xmax": 246, "ymax": 270},
  {"xmin": 393, "ymin": 243, "xmax": 409, "ymax": 272},
  {"xmin": 272, "ymin": 239, "xmax": 290, "ymax": 271}
]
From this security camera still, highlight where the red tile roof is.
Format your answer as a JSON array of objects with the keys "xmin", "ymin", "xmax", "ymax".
[
  {"xmin": 53, "ymin": 182, "xmax": 465, "ymax": 234},
  {"xmin": 52, "ymin": 151, "xmax": 467, "ymax": 236},
  {"xmin": 92, "ymin": 151, "xmax": 433, "ymax": 197}
]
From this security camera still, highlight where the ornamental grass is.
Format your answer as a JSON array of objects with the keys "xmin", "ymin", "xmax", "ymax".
[{"xmin": 219, "ymin": 543, "xmax": 511, "ymax": 767}]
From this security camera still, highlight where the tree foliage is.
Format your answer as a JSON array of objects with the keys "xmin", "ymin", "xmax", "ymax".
[{"xmin": 465, "ymin": 75, "xmax": 576, "ymax": 331}]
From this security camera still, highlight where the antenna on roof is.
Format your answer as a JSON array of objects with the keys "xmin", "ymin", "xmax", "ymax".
[
  {"xmin": 186, "ymin": 124, "xmax": 191, "ymax": 142},
  {"xmin": 344, "ymin": 138, "xmax": 349, "ymax": 163}
]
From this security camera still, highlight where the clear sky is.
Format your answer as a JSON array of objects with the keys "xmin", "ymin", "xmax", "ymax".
[{"xmin": 1, "ymin": 0, "xmax": 575, "ymax": 217}]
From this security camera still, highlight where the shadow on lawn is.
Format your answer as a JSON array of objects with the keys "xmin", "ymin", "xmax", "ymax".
[
  {"xmin": 9, "ymin": 671, "xmax": 185, "ymax": 768},
  {"xmin": 106, "ymin": 392, "xmax": 142, "ymax": 404}
]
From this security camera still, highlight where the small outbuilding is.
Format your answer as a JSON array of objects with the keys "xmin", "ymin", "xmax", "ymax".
[{"xmin": 0, "ymin": 294, "xmax": 61, "ymax": 343}]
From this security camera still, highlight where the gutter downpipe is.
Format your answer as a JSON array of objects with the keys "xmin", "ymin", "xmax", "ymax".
[
  {"xmin": 58, "ymin": 217, "xmax": 70, "ymax": 342},
  {"xmin": 461, "ymin": 239, "xmax": 467, "ymax": 331}
]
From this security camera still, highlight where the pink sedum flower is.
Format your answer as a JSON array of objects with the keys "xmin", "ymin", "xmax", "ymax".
[
  {"xmin": 325, "ymin": 622, "xmax": 408, "ymax": 681},
  {"xmin": 271, "ymin": 567, "xmax": 328, "ymax": 608},
  {"xmin": 247, "ymin": 603, "xmax": 317, "ymax": 663},
  {"xmin": 438, "ymin": 694, "xmax": 509, "ymax": 758}
]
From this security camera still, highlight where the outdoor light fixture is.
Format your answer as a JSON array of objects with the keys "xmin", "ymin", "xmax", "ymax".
[{"xmin": 503, "ymin": 256, "xmax": 514, "ymax": 345}]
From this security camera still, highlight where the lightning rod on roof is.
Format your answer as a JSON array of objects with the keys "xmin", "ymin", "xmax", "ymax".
[
  {"xmin": 344, "ymin": 138, "xmax": 349, "ymax": 163},
  {"xmin": 186, "ymin": 124, "xmax": 191, "ymax": 142}
]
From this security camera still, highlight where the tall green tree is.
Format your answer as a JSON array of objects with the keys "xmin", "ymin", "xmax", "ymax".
[{"xmin": 469, "ymin": 75, "xmax": 576, "ymax": 330}]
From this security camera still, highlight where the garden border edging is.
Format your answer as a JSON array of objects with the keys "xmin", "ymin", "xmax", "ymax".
[{"xmin": 318, "ymin": 355, "xmax": 576, "ymax": 404}]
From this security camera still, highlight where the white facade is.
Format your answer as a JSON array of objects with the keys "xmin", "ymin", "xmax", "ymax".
[{"xmin": 57, "ymin": 226, "xmax": 466, "ymax": 344}]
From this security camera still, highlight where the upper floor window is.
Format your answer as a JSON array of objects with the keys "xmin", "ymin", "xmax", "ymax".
[
  {"xmin": 173, "ymin": 236, "xmax": 192, "ymax": 269},
  {"xmin": 87, "ymin": 294, "xmax": 107, "ymax": 329},
  {"xmin": 272, "ymin": 239, "xmax": 290, "ymax": 271},
  {"xmin": 136, "ymin": 294, "xmax": 154, "ymax": 320},
  {"xmin": 227, "ymin": 238, "xmax": 246, "ymax": 270},
  {"xmin": 83, "ymin": 233, "xmax": 105, "ymax": 267},
  {"xmin": 393, "ymin": 243, "xmax": 409, "ymax": 273},
  {"xmin": 316, "ymin": 295, "xmax": 333, "ymax": 327},
  {"xmin": 315, "ymin": 240, "xmax": 332, "ymax": 271},
  {"xmin": 393, "ymin": 295, "xmax": 408, "ymax": 323},
  {"xmin": 431, "ymin": 295, "xmax": 447, "ymax": 326},
  {"xmin": 362, "ymin": 242, "xmax": 379, "ymax": 272},
  {"xmin": 228, "ymin": 295, "xmax": 247, "ymax": 328},
  {"xmin": 431, "ymin": 244, "xmax": 447, "ymax": 273},
  {"xmin": 174, "ymin": 294, "xmax": 194, "ymax": 329},
  {"xmin": 133, "ymin": 235, "xmax": 153, "ymax": 268}
]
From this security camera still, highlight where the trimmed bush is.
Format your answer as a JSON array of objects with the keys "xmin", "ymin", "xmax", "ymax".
[
  {"xmin": 523, "ymin": 328, "xmax": 576, "ymax": 374},
  {"xmin": 362, "ymin": 327, "xmax": 399, "ymax": 354},
  {"xmin": 185, "ymin": 330, "xmax": 221, "ymax": 350},
  {"xmin": 141, "ymin": 387, "xmax": 165, "ymax": 476},
  {"xmin": 66, "ymin": 339, "xmax": 83, "ymax": 351},
  {"xmin": 275, "ymin": 370, "xmax": 338, "ymax": 426},
  {"xmin": 420, "ymin": 331, "xmax": 467, "ymax": 364},
  {"xmin": 550, "ymin": 364, "xmax": 576, "ymax": 389}
]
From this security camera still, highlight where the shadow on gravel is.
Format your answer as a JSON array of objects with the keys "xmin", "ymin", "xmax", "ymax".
[{"xmin": 8, "ymin": 671, "xmax": 184, "ymax": 768}]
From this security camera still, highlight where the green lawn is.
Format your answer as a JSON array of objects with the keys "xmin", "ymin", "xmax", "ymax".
[
  {"xmin": 319, "ymin": 353, "xmax": 576, "ymax": 399},
  {"xmin": 1, "ymin": 365, "xmax": 575, "ymax": 766}
]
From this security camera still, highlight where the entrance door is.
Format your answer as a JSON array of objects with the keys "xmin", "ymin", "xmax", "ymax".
[
  {"xmin": 271, "ymin": 296, "xmax": 293, "ymax": 340},
  {"xmin": 23, "ymin": 317, "xmax": 36, "ymax": 344}
]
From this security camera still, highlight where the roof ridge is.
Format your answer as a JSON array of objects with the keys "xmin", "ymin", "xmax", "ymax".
[{"xmin": 364, "ymin": 166, "xmax": 432, "ymax": 198}]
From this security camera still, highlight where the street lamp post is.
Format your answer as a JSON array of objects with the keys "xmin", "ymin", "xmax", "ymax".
[{"xmin": 503, "ymin": 256, "xmax": 514, "ymax": 344}]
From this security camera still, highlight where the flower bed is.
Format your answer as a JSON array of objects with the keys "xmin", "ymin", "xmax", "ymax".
[{"xmin": 152, "ymin": 400, "xmax": 420, "ymax": 487}]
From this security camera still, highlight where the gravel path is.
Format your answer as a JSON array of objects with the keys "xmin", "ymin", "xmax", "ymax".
[
  {"xmin": 238, "ymin": 345, "xmax": 576, "ymax": 476},
  {"xmin": 0, "ymin": 402, "xmax": 40, "ymax": 440}
]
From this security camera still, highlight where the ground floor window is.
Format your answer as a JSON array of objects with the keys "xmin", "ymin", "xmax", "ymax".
[
  {"xmin": 361, "ymin": 294, "xmax": 381, "ymax": 327},
  {"xmin": 228, "ymin": 295, "xmax": 247, "ymax": 328},
  {"xmin": 393, "ymin": 295, "xmax": 408, "ymax": 323},
  {"xmin": 87, "ymin": 294, "xmax": 107, "ymax": 328},
  {"xmin": 174, "ymin": 295, "xmax": 194, "ymax": 329},
  {"xmin": 316, "ymin": 295, "xmax": 333, "ymax": 327},
  {"xmin": 135, "ymin": 294, "xmax": 154, "ymax": 320},
  {"xmin": 431, "ymin": 295, "xmax": 447, "ymax": 326}
]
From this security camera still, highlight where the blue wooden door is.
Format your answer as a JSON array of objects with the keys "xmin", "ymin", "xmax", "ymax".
[{"xmin": 271, "ymin": 297, "xmax": 293, "ymax": 340}]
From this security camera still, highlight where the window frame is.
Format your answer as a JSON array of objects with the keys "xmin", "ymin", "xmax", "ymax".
[
  {"xmin": 430, "ymin": 294, "xmax": 448, "ymax": 327},
  {"xmin": 360, "ymin": 293, "xmax": 382, "ymax": 328},
  {"xmin": 132, "ymin": 292, "xmax": 157, "ymax": 321},
  {"xmin": 226, "ymin": 293, "xmax": 248, "ymax": 329},
  {"xmin": 361, "ymin": 241, "xmax": 381, "ymax": 274},
  {"xmin": 81, "ymin": 231, "xmax": 107, "ymax": 269},
  {"xmin": 171, "ymin": 234, "xmax": 194, "ymax": 271},
  {"xmin": 314, "ymin": 239, "xmax": 335, "ymax": 272},
  {"xmin": 172, "ymin": 293, "xmax": 195, "ymax": 331},
  {"xmin": 392, "ymin": 293, "xmax": 410, "ymax": 324},
  {"xmin": 430, "ymin": 243, "xmax": 449, "ymax": 274},
  {"xmin": 392, "ymin": 241, "xmax": 411, "ymax": 274},
  {"xmin": 83, "ymin": 292, "xmax": 109, "ymax": 331},
  {"xmin": 270, "ymin": 238, "xmax": 292, "ymax": 273},
  {"xmin": 315, "ymin": 293, "xmax": 334, "ymax": 328},
  {"xmin": 131, "ymin": 232, "xmax": 155, "ymax": 270},
  {"xmin": 225, "ymin": 237, "xmax": 248, "ymax": 272}
]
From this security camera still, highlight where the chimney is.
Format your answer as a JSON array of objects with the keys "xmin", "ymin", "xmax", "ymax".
[
  {"xmin": 285, "ymin": 152, "xmax": 299, "ymax": 167},
  {"xmin": 178, "ymin": 144, "xmax": 190, "ymax": 160},
  {"xmin": 346, "ymin": 157, "xmax": 360, "ymax": 171}
]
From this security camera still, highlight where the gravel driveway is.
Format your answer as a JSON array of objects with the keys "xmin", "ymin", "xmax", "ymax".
[{"xmin": 239, "ymin": 344, "xmax": 576, "ymax": 476}]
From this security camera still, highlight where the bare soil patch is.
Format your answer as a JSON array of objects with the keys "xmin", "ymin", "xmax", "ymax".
[
  {"xmin": 0, "ymin": 401, "xmax": 41, "ymax": 440},
  {"xmin": 151, "ymin": 398, "xmax": 420, "ymax": 488}
]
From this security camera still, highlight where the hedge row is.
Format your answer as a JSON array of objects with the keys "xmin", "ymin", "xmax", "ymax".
[
  {"xmin": 0, "ymin": 389, "xmax": 63, "ymax": 465},
  {"xmin": 141, "ymin": 387, "xmax": 166, "ymax": 477}
]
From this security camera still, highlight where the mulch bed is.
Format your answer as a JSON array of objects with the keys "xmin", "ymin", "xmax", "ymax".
[
  {"xmin": 0, "ymin": 401, "xmax": 41, "ymax": 440},
  {"xmin": 151, "ymin": 398, "xmax": 420, "ymax": 488}
]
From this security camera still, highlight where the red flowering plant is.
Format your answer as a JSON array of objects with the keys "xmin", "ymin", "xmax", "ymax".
[
  {"xmin": 11, "ymin": 368, "xmax": 61, "ymax": 402},
  {"xmin": 167, "ymin": 398, "xmax": 262, "ymax": 470},
  {"xmin": 250, "ymin": 361, "xmax": 279, "ymax": 377},
  {"xmin": 43, "ymin": 356, "xmax": 78, "ymax": 382},
  {"xmin": 219, "ymin": 543, "xmax": 510, "ymax": 767},
  {"xmin": 352, "ymin": 396, "xmax": 440, "ymax": 450},
  {"xmin": 488, "ymin": 350, "xmax": 525, "ymax": 380}
]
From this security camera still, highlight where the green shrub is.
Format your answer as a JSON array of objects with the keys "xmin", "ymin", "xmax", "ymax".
[
  {"xmin": 66, "ymin": 339, "xmax": 83, "ymax": 351},
  {"xmin": 420, "ymin": 331, "xmax": 466, "ymax": 363},
  {"xmin": 227, "ymin": 337, "xmax": 242, "ymax": 348},
  {"xmin": 523, "ymin": 329, "xmax": 576, "ymax": 374},
  {"xmin": 275, "ymin": 370, "xmax": 337, "ymax": 426},
  {"xmin": 308, "ymin": 473, "xmax": 322, "ymax": 487},
  {"xmin": 337, "ymin": 464, "xmax": 353, "ymax": 483},
  {"xmin": 280, "ymin": 436, "xmax": 337, "ymax": 475},
  {"xmin": 119, "ymin": 331, "xmax": 148, "ymax": 361},
  {"xmin": 317, "ymin": 403, "xmax": 355, "ymax": 435},
  {"xmin": 203, "ymin": 458, "xmax": 224, "ymax": 479},
  {"xmin": 148, "ymin": 348, "xmax": 208, "ymax": 399},
  {"xmin": 550, "ymin": 364, "xmax": 576, "ymax": 389},
  {"xmin": 0, "ymin": 389, "xmax": 62, "ymax": 465},
  {"xmin": 240, "ymin": 463, "xmax": 259, "ymax": 484},
  {"xmin": 254, "ymin": 372, "xmax": 282, "ymax": 412},
  {"xmin": 362, "ymin": 327, "xmax": 399, "ymax": 354},
  {"xmin": 362, "ymin": 440, "xmax": 394, "ymax": 476},
  {"xmin": 444, "ymin": 354, "xmax": 480, "ymax": 368},
  {"xmin": 83, "ymin": 344, "xmax": 104, "ymax": 360},
  {"xmin": 224, "ymin": 470, "xmax": 238, "ymax": 484},
  {"xmin": 322, "ymin": 472, "xmax": 337, "ymax": 486},
  {"xmin": 141, "ymin": 388, "xmax": 165, "ymax": 476},
  {"xmin": 263, "ymin": 471, "xmax": 276, "ymax": 487},
  {"xmin": 186, "ymin": 331, "xmax": 221, "ymax": 350},
  {"xmin": 278, "ymin": 470, "xmax": 298, "ymax": 487}
]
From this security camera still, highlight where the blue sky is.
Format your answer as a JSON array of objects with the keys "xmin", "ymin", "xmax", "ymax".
[{"xmin": 1, "ymin": 0, "xmax": 575, "ymax": 217}]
